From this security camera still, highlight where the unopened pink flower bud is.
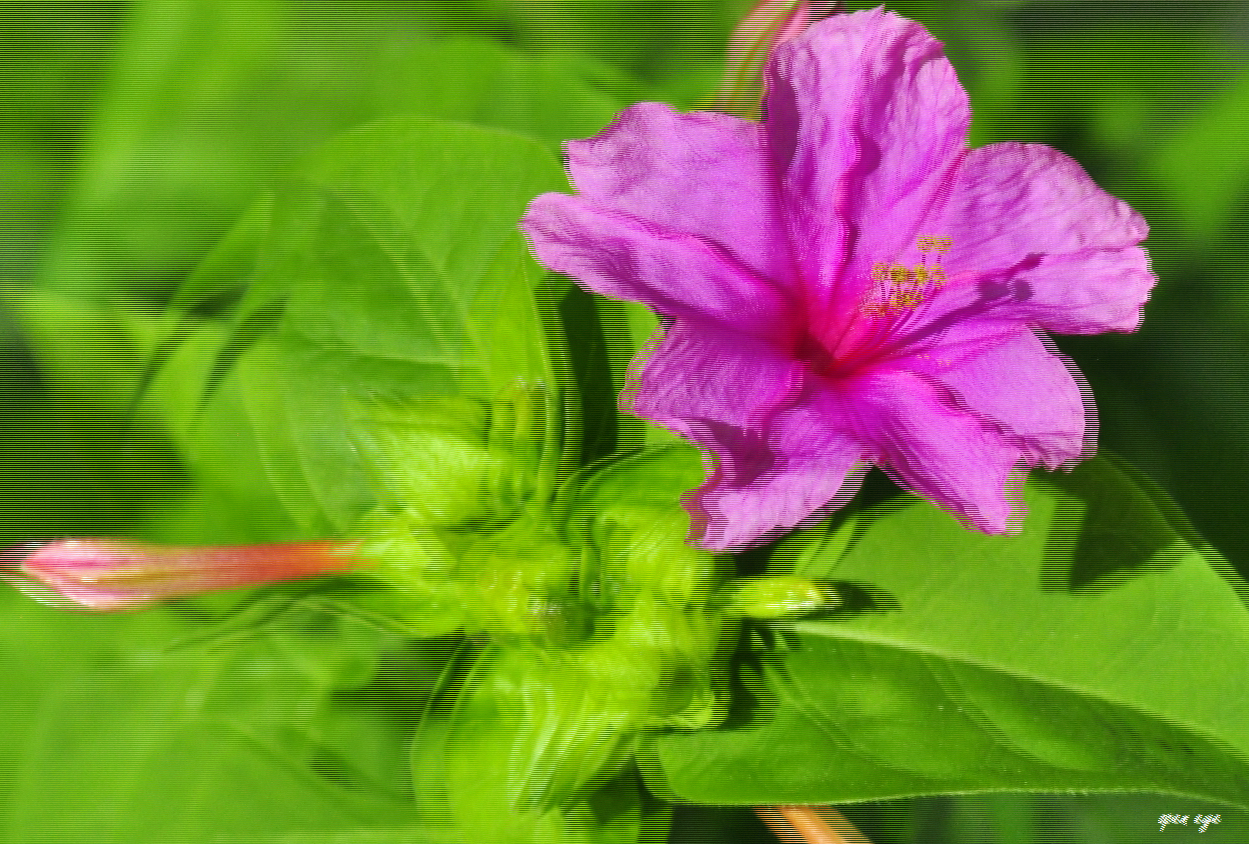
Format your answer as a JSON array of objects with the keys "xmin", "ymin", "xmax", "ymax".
[
  {"xmin": 716, "ymin": 0, "xmax": 842, "ymax": 119},
  {"xmin": 2, "ymin": 538, "xmax": 361, "ymax": 611}
]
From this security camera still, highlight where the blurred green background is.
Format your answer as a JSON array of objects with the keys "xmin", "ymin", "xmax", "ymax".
[{"xmin": 2, "ymin": 1, "xmax": 1248, "ymax": 841}]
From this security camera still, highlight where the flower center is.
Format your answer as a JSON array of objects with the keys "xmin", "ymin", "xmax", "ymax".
[{"xmin": 796, "ymin": 332, "xmax": 838, "ymax": 377}]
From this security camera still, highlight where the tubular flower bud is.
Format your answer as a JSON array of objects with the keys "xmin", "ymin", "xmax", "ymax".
[
  {"xmin": 716, "ymin": 0, "xmax": 841, "ymax": 119},
  {"xmin": 718, "ymin": 576, "xmax": 840, "ymax": 619},
  {"xmin": 2, "ymin": 538, "xmax": 361, "ymax": 611}
]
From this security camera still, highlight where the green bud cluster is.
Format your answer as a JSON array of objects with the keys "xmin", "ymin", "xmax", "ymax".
[{"xmin": 344, "ymin": 388, "xmax": 831, "ymax": 842}]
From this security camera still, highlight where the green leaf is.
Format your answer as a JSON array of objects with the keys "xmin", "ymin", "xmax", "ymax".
[
  {"xmin": 0, "ymin": 587, "xmax": 460, "ymax": 844},
  {"xmin": 591, "ymin": 297, "xmax": 680, "ymax": 452},
  {"xmin": 38, "ymin": 0, "xmax": 631, "ymax": 298},
  {"xmin": 0, "ymin": 293, "xmax": 202, "ymax": 546},
  {"xmin": 1, "ymin": 289, "xmax": 169, "ymax": 414},
  {"xmin": 140, "ymin": 117, "xmax": 576, "ymax": 539},
  {"xmin": 645, "ymin": 456, "xmax": 1249, "ymax": 808}
]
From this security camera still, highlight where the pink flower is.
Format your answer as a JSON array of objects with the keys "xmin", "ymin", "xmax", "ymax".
[
  {"xmin": 522, "ymin": 8, "xmax": 1155, "ymax": 552},
  {"xmin": 2, "ymin": 538, "xmax": 360, "ymax": 611}
]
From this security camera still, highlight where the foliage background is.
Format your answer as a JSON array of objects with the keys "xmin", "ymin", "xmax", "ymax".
[{"xmin": 2, "ymin": 1, "xmax": 1248, "ymax": 841}]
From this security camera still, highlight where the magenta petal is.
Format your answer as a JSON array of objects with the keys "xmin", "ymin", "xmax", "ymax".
[
  {"xmin": 522, "ymin": 194, "xmax": 796, "ymax": 342},
  {"xmin": 885, "ymin": 143, "xmax": 1154, "ymax": 339},
  {"xmin": 849, "ymin": 367, "xmax": 1027, "ymax": 533},
  {"xmin": 904, "ymin": 321, "xmax": 1091, "ymax": 469},
  {"xmin": 905, "ymin": 244, "xmax": 1156, "ymax": 338},
  {"xmin": 937, "ymin": 142, "xmax": 1149, "ymax": 276},
  {"xmin": 688, "ymin": 389, "xmax": 870, "ymax": 552},
  {"xmin": 628, "ymin": 319, "xmax": 806, "ymax": 435},
  {"xmin": 566, "ymin": 102, "xmax": 794, "ymax": 287},
  {"xmin": 999, "ymin": 246, "xmax": 1156, "ymax": 334},
  {"xmin": 763, "ymin": 7, "xmax": 970, "ymax": 337},
  {"xmin": 520, "ymin": 7, "xmax": 1157, "ymax": 551}
]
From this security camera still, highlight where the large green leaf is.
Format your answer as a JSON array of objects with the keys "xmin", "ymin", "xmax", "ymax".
[
  {"xmin": 0, "ymin": 586, "xmax": 460, "ymax": 844},
  {"xmin": 645, "ymin": 456, "xmax": 1249, "ymax": 808},
  {"xmin": 137, "ymin": 117, "xmax": 576, "ymax": 539},
  {"xmin": 37, "ymin": 0, "xmax": 632, "ymax": 299}
]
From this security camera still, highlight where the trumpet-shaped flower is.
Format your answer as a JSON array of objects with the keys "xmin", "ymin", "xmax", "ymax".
[{"xmin": 522, "ymin": 7, "xmax": 1155, "ymax": 551}]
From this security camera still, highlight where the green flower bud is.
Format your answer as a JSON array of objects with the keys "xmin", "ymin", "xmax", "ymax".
[{"xmin": 718, "ymin": 576, "xmax": 841, "ymax": 619}]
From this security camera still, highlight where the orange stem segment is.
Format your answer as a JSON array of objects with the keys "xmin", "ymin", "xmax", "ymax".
[{"xmin": 756, "ymin": 806, "xmax": 873, "ymax": 844}]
